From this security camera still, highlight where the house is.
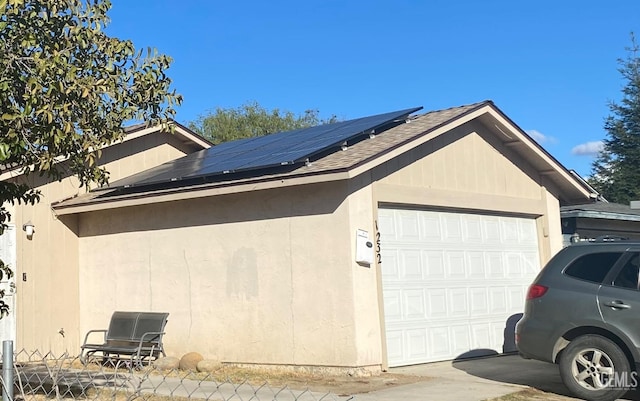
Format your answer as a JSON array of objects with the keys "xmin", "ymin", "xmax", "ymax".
[
  {"xmin": 0, "ymin": 122, "xmax": 212, "ymax": 353},
  {"xmin": 2, "ymin": 101, "xmax": 594, "ymax": 371}
]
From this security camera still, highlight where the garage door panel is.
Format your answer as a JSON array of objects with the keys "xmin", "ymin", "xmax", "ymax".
[
  {"xmin": 425, "ymin": 251, "xmax": 445, "ymax": 279},
  {"xmin": 378, "ymin": 213, "xmax": 397, "ymax": 241},
  {"xmin": 450, "ymin": 325, "xmax": 471, "ymax": 355},
  {"xmin": 442, "ymin": 214, "xmax": 463, "ymax": 242},
  {"xmin": 463, "ymin": 215, "xmax": 483, "ymax": 242},
  {"xmin": 398, "ymin": 211, "xmax": 420, "ymax": 241},
  {"xmin": 380, "ymin": 249, "xmax": 400, "ymax": 280},
  {"xmin": 385, "ymin": 330, "xmax": 403, "ymax": 362},
  {"xmin": 407, "ymin": 329, "xmax": 429, "ymax": 360},
  {"xmin": 501, "ymin": 219, "xmax": 520, "ymax": 244},
  {"xmin": 404, "ymin": 289, "xmax": 427, "ymax": 319},
  {"xmin": 401, "ymin": 250, "xmax": 423, "ymax": 280},
  {"xmin": 380, "ymin": 208, "xmax": 540, "ymax": 366},
  {"xmin": 518, "ymin": 220, "xmax": 538, "ymax": 243},
  {"xmin": 469, "ymin": 288, "xmax": 488, "ymax": 315},
  {"xmin": 471, "ymin": 323, "xmax": 491, "ymax": 349},
  {"xmin": 484, "ymin": 217, "xmax": 501, "ymax": 242},
  {"xmin": 486, "ymin": 252, "xmax": 505, "ymax": 278},
  {"xmin": 489, "ymin": 287, "xmax": 508, "ymax": 314},
  {"xmin": 420, "ymin": 213, "xmax": 442, "ymax": 240},
  {"xmin": 383, "ymin": 289, "xmax": 402, "ymax": 322},
  {"xmin": 446, "ymin": 251, "xmax": 466, "ymax": 278},
  {"xmin": 447, "ymin": 288, "xmax": 468, "ymax": 316},
  {"xmin": 508, "ymin": 286, "xmax": 526, "ymax": 310},
  {"xmin": 523, "ymin": 253, "xmax": 541, "ymax": 275},
  {"xmin": 467, "ymin": 251, "xmax": 486, "ymax": 278},
  {"xmin": 427, "ymin": 288, "xmax": 448, "ymax": 317},
  {"xmin": 430, "ymin": 326, "xmax": 452, "ymax": 357},
  {"xmin": 506, "ymin": 253, "xmax": 523, "ymax": 276}
]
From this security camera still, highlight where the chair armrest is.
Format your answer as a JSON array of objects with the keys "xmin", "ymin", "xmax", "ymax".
[
  {"xmin": 136, "ymin": 332, "xmax": 165, "ymax": 348},
  {"xmin": 81, "ymin": 329, "xmax": 108, "ymax": 346}
]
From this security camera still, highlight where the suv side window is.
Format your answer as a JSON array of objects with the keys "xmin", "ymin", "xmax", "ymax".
[
  {"xmin": 613, "ymin": 253, "xmax": 640, "ymax": 290},
  {"xmin": 564, "ymin": 252, "xmax": 623, "ymax": 283}
]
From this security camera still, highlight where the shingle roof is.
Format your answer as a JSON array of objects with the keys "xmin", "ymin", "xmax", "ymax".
[
  {"xmin": 52, "ymin": 100, "xmax": 592, "ymax": 213},
  {"xmin": 52, "ymin": 101, "xmax": 489, "ymax": 209},
  {"xmin": 291, "ymin": 101, "xmax": 487, "ymax": 174}
]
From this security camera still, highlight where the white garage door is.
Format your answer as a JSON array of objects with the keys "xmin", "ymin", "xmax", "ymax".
[{"xmin": 378, "ymin": 208, "xmax": 540, "ymax": 366}]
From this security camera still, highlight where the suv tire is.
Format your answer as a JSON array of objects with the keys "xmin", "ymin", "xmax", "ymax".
[{"xmin": 559, "ymin": 335, "xmax": 630, "ymax": 401}]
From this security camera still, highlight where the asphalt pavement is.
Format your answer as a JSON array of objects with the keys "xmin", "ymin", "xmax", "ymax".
[
  {"xmin": 363, "ymin": 354, "xmax": 571, "ymax": 401},
  {"xmin": 357, "ymin": 353, "xmax": 640, "ymax": 401}
]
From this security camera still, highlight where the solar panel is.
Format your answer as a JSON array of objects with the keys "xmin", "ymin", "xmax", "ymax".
[{"xmin": 109, "ymin": 106, "xmax": 423, "ymax": 189}]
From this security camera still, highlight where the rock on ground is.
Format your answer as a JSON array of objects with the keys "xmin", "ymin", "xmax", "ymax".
[{"xmin": 179, "ymin": 352, "xmax": 204, "ymax": 371}]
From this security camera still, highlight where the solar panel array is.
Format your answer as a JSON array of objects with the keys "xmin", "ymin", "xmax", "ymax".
[{"xmin": 110, "ymin": 106, "xmax": 423, "ymax": 189}]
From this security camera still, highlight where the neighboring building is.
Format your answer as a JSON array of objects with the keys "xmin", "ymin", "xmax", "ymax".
[
  {"xmin": 561, "ymin": 202, "xmax": 640, "ymax": 244},
  {"xmin": 3, "ymin": 101, "xmax": 595, "ymax": 371}
]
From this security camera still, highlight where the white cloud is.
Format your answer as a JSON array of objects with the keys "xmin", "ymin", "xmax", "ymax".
[
  {"xmin": 526, "ymin": 129, "xmax": 557, "ymax": 144},
  {"xmin": 571, "ymin": 141, "xmax": 604, "ymax": 156}
]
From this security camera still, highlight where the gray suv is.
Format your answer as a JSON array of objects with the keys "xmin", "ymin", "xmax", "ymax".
[{"xmin": 516, "ymin": 241, "xmax": 640, "ymax": 401}]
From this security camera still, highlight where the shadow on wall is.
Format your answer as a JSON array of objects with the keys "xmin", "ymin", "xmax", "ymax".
[
  {"xmin": 503, "ymin": 313, "xmax": 522, "ymax": 353},
  {"xmin": 451, "ymin": 313, "xmax": 522, "ymax": 362},
  {"xmin": 75, "ymin": 180, "xmax": 350, "ymax": 236},
  {"xmin": 450, "ymin": 314, "xmax": 576, "ymax": 399}
]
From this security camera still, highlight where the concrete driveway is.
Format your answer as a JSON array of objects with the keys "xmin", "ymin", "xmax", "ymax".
[{"xmin": 355, "ymin": 354, "xmax": 640, "ymax": 401}]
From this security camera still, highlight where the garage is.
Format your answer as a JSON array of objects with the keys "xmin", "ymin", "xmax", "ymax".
[
  {"xmin": 378, "ymin": 208, "xmax": 541, "ymax": 366},
  {"xmin": 44, "ymin": 101, "xmax": 593, "ymax": 370}
]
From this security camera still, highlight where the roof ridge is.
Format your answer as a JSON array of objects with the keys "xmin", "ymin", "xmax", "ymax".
[{"xmin": 419, "ymin": 100, "xmax": 492, "ymax": 117}]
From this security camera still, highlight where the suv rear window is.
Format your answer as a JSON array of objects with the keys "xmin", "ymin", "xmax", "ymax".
[{"xmin": 564, "ymin": 252, "xmax": 623, "ymax": 283}]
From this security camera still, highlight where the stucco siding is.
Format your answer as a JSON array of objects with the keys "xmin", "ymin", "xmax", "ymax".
[
  {"xmin": 9, "ymin": 133, "xmax": 196, "ymax": 354},
  {"xmin": 345, "ymin": 174, "xmax": 383, "ymax": 367},
  {"xmin": 379, "ymin": 125, "xmax": 542, "ymax": 200},
  {"xmin": 99, "ymin": 132, "xmax": 194, "ymax": 182},
  {"xmin": 372, "ymin": 122, "xmax": 563, "ymax": 265},
  {"xmin": 78, "ymin": 182, "xmax": 361, "ymax": 367}
]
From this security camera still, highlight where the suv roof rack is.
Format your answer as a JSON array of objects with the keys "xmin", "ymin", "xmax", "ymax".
[{"xmin": 592, "ymin": 235, "xmax": 630, "ymax": 242}]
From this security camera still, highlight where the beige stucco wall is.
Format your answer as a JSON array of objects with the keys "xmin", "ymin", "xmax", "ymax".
[
  {"xmin": 77, "ymin": 182, "xmax": 369, "ymax": 367},
  {"xmin": 72, "ymin": 119, "xmax": 571, "ymax": 370},
  {"xmin": 9, "ymin": 132, "xmax": 195, "ymax": 354},
  {"xmin": 370, "ymin": 120, "xmax": 563, "ymax": 265}
]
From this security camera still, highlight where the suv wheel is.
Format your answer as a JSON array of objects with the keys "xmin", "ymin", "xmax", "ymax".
[{"xmin": 559, "ymin": 335, "xmax": 630, "ymax": 401}]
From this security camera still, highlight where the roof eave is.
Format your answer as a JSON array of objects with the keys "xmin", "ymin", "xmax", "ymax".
[
  {"xmin": 561, "ymin": 210, "xmax": 640, "ymax": 222},
  {"xmin": 0, "ymin": 122, "xmax": 212, "ymax": 181},
  {"xmin": 52, "ymin": 102, "xmax": 594, "ymax": 215},
  {"xmin": 52, "ymin": 170, "xmax": 351, "ymax": 215},
  {"xmin": 481, "ymin": 106, "xmax": 594, "ymax": 203}
]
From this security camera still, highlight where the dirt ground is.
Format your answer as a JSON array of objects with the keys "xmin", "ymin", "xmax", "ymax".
[
  {"xmin": 149, "ymin": 365, "xmax": 433, "ymax": 396},
  {"xmin": 182, "ymin": 366, "xmax": 432, "ymax": 395},
  {"xmin": 483, "ymin": 388, "xmax": 582, "ymax": 401},
  {"xmin": 262, "ymin": 371, "xmax": 431, "ymax": 395}
]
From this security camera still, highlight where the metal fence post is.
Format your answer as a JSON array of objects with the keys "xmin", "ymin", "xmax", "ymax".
[{"xmin": 2, "ymin": 341, "xmax": 12, "ymax": 401}]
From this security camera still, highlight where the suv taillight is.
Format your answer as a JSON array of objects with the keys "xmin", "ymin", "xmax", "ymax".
[{"xmin": 526, "ymin": 284, "xmax": 548, "ymax": 300}]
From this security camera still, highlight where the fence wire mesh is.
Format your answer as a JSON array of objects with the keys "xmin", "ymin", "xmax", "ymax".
[{"xmin": 1, "ymin": 350, "xmax": 355, "ymax": 401}]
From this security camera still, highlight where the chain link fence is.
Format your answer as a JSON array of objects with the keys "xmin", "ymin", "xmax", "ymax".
[{"xmin": 0, "ymin": 348, "xmax": 355, "ymax": 401}]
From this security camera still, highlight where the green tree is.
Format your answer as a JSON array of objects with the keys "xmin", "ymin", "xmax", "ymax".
[
  {"xmin": 0, "ymin": 0, "xmax": 181, "ymax": 227},
  {"xmin": 590, "ymin": 34, "xmax": 640, "ymax": 204},
  {"xmin": 189, "ymin": 101, "xmax": 338, "ymax": 145},
  {"xmin": 0, "ymin": 0, "xmax": 181, "ymax": 315}
]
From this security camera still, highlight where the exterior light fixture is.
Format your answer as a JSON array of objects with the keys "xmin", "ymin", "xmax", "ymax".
[{"xmin": 22, "ymin": 221, "xmax": 35, "ymax": 239}]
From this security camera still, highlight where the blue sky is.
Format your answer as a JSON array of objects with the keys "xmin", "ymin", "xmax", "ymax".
[{"xmin": 106, "ymin": 1, "xmax": 640, "ymax": 178}]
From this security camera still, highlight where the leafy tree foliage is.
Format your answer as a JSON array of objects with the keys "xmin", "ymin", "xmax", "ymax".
[
  {"xmin": 0, "ymin": 0, "xmax": 182, "ymax": 232},
  {"xmin": 590, "ymin": 35, "xmax": 640, "ymax": 204},
  {"xmin": 189, "ymin": 101, "xmax": 338, "ymax": 145}
]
